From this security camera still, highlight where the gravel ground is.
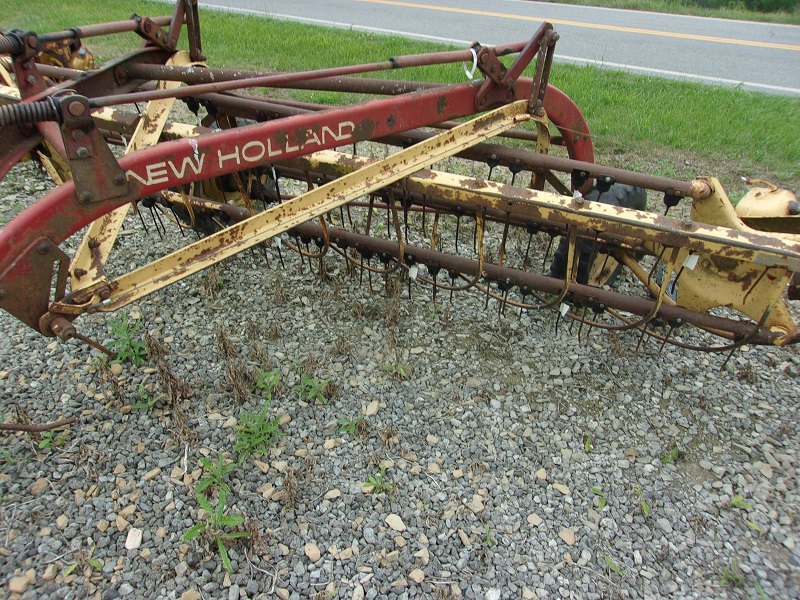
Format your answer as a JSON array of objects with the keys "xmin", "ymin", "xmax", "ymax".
[{"xmin": 0, "ymin": 159, "xmax": 799, "ymax": 600}]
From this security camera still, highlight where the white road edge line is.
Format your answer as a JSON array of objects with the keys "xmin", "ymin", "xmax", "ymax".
[
  {"xmin": 200, "ymin": 3, "xmax": 800, "ymax": 96},
  {"xmin": 557, "ymin": 55, "xmax": 800, "ymax": 95}
]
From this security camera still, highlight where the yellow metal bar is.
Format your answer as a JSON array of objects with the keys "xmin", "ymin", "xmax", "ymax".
[
  {"xmin": 61, "ymin": 100, "xmax": 531, "ymax": 312},
  {"xmin": 287, "ymin": 151, "xmax": 800, "ymax": 271},
  {"xmin": 69, "ymin": 52, "xmax": 195, "ymax": 291}
]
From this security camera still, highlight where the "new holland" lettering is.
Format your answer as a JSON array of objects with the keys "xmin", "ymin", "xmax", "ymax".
[{"xmin": 126, "ymin": 121, "xmax": 355, "ymax": 187}]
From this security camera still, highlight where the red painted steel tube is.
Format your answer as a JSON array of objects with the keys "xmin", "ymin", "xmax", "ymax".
[{"xmin": 0, "ymin": 79, "xmax": 488, "ymax": 273}]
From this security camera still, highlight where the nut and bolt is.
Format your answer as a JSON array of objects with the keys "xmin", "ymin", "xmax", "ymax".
[{"xmin": 682, "ymin": 217, "xmax": 693, "ymax": 229}]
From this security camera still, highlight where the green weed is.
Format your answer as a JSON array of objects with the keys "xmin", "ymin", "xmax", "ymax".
[
  {"xmin": 0, "ymin": 448, "xmax": 18, "ymax": 469},
  {"xmin": 63, "ymin": 545, "xmax": 103, "ymax": 578},
  {"xmin": 133, "ymin": 383, "xmax": 157, "ymax": 410},
  {"xmin": 383, "ymin": 362, "xmax": 411, "ymax": 381},
  {"xmin": 746, "ymin": 520, "xmax": 762, "ymax": 532},
  {"xmin": 38, "ymin": 430, "xmax": 66, "ymax": 450},
  {"xmin": 661, "ymin": 446, "xmax": 682, "ymax": 465},
  {"xmin": 337, "ymin": 416, "xmax": 367, "ymax": 436},
  {"xmin": 604, "ymin": 555, "xmax": 626, "ymax": 578},
  {"xmin": 252, "ymin": 368, "xmax": 281, "ymax": 397},
  {"xmin": 234, "ymin": 402, "xmax": 284, "ymax": 462},
  {"xmin": 634, "ymin": 485, "xmax": 652, "ymax": 517},
  {"xmin": 196, "ymin": 454, "xmax": 234, "ymax": 497},
  {"xmin": 182, "ymin": 489, "xmax": 249, "ymax": 573},
  {"xmin": 591, "ymin": 486, "xmax": 608, "ymax": 510},
  {"xmin": 720, "ymin": 559, "xmax": 744, "ymax": 587},
  {"xmin": 108, "ymin": 314, "xmax": 146, "ymax": 366},
  {"xmin": 730, "ymin": 495, "xmax": 753, "ymax": 510},
  {"xmin": 363, "ymin": 466, "xmax": 393, "ymax": 494},
  {"xmin": 482, "ymin": 523, "xmax": 495, "ymax": 548},
  {"xmin": 292, "ymin": 372, "xmax": 331, "ymax": 404}
]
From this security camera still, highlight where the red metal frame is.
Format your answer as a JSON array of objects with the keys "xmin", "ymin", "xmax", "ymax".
[{"xmin": 0, "ymin": 11, "xmax": 598, "ymax": 338}]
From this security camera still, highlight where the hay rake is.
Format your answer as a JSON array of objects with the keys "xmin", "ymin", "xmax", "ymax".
[{"xmin": 1, "ymin": 0, "xmax": 799, "ymax": 366}]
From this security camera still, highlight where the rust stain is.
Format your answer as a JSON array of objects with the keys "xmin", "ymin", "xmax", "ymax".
[{"xmin": 437, "ymin": 96, "xmax": 448, "ymax": 115}]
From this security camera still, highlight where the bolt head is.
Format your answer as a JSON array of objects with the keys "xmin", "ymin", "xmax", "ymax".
[
  {"xmin": 79, "ymin": 191, "xmax": 93, "ymax": 203},
  {"xmin": 113, "ymin": 173, "xmax": 127, "ymax": 187},
  {"xmin": 37, "ymin": 242, "xmax": 50, "ymax": 255},
  {"xmin": 67, "ymin": 101, "xmax": 86, "ymax": 117},
  {"xmin": 76, "ymin": 146, "xmax": 89, "ymax": 159},
  {"xmin": 25, "ymin": 75, "xmax": 36, "ymax": 85}
]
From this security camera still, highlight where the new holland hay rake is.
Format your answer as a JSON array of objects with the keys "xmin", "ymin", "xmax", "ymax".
[{"xmin": 0, "ymin": 1, "xmax": 799, "ymax": 366}]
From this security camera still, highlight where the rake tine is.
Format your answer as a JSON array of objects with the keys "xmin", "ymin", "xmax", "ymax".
[
  {"xmin": 276, "ymin": 239, "xmax": 286, "ymax": 270},
  {"xmin": 542, "ymin": 235, "xmax": 555, "ymax": 272},
  {"xmin": 149, "ymin": 206, "xmax": 165, "ymax": 240},
  {"xmin": 577, "ymin": 305, "xmax": 588, "ymax": 343},
  {"xmin": 169, "ymin": 205, "xmax": 186, "ymax": 237},
  {"xmin": 136, "ymin": 203, "xmax": 150, "ymax": 235}
]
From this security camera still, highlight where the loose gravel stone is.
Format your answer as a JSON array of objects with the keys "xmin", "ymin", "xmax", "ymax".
[{"xmin": 0, "ymin": 159, "xmax": 799, "ymax": 600}]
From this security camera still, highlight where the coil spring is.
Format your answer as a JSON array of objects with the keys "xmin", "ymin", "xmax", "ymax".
[
  {"xmin": 0, "ymin": 35, "xmax": 21, "ymax": 55},
  {"xmin": 0, "ymin": 100, "xmax": 59, "ymax": 127}
]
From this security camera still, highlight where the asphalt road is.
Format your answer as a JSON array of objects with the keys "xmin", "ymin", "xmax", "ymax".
[{"xmin": 199, "ymin": 0, "xmax": 800, "ymax": 95}]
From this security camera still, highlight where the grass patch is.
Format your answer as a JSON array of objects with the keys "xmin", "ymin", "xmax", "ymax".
[{"xmin": 4, "ymin": 0, "xmax": 799, "ymax": 191}]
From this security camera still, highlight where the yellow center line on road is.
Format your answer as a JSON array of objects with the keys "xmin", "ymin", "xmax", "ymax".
[{"xmin": 357, "ymin": 0, "xmax": 800, "ymax": 51}]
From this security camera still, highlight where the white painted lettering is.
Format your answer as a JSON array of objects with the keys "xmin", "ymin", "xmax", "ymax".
[
  {"xmin": 285, "ymin": 137, "xmax": 301, "ymax": 153},
  {"xmin": 306, "ymin": 129, "xmax": 322, "ymax": 146},
  {"xmin": 241, "ymin": 141, "xmax": 266, "ymax": 163},
  {"xmin": 267, "ymin": 138, "xmax": 283, "ymax": 158},
  {"xmin": 168, "ymin": 154, "xmax": 205, "ymax": 179},
  {"xmin": 217, "ymin": 147, "xmax": 240, "ymax": 169},
  {"xmin": 126, "ymin": 169, "xmax": 148, "ymax": 185},
  {"xmin": 146, "ymin": 162, "xmax": 169, "ymax": 185}
]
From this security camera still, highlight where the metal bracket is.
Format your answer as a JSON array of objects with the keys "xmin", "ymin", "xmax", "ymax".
[
  {"xmin": 57, "ymin": 95, "xmax": 134, "ymax": 204},
  {"xmin": 9, "ymin": 30, "xmax": 48, "ymax": 99},
  {"xmin": 167, "ymin": 0, "xmax": 205, "ymax": 62},
  {"xmin": 132, "ymin": 15, "xmax": 175, "ymax": 52},
  {"xmin": 473, "ymin": 23, "xmax": 556, "ymax": 113},
  {"xmin": 0, "ymin": 237, "xmax": 69, "ymax": 334}
]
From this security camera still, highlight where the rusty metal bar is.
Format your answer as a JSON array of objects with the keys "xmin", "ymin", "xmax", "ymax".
[
  {"xmin": 36, "ymin": 16, "xmax": 173, "ymax": 43},
  {"xmin": 96, "ymin": 37, "xmax": 537, "ymax": 108},
  {"xmin": 289, "ymin": 222, "xmax": 790, "ymax": 345}
]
